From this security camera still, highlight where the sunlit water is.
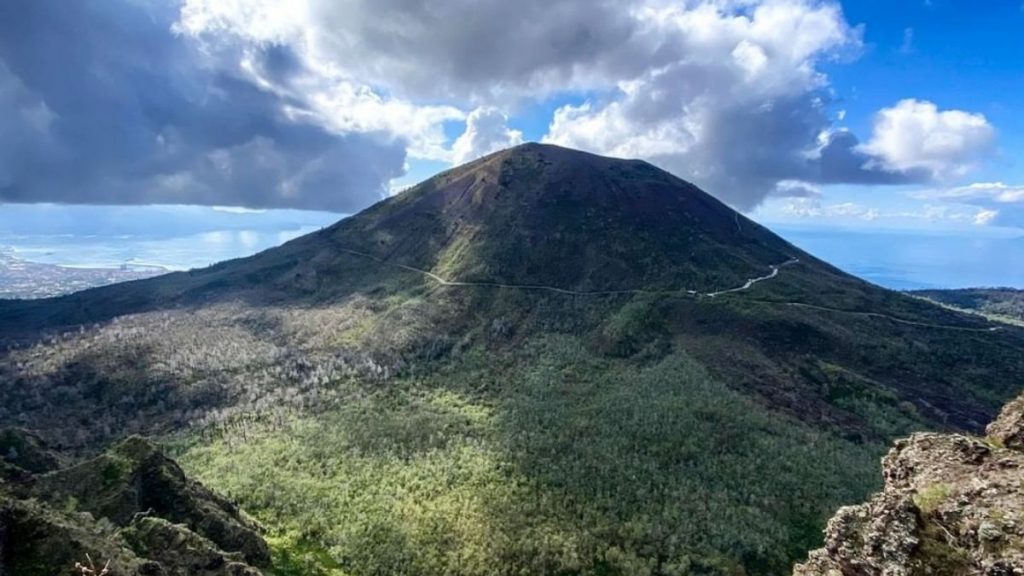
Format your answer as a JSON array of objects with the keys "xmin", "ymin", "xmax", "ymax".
[
  {"xmin": 0, "ymin": 204, "xmax": 341, "ymax": 271},
  {"xmin": 0, "ymin": 227, "xmax": 326, "ymax": 271}
]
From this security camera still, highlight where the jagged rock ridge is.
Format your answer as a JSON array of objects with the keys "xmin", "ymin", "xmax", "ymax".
[
  {"xmin": 0, "ymin": 430, "xmax": 269, "ymax": 576},
  {"xmin": 796, "ymin": 392, "xmax": 1024, "ymax": 575}
]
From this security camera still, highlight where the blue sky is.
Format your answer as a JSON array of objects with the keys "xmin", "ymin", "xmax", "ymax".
[
  {"xmin": 1, "ymin": 0, "xmax": 1023, "ymax": 285},
  {"xmin": 749, "ymin": 0, "xmax": 1024, "ymax": 235}
]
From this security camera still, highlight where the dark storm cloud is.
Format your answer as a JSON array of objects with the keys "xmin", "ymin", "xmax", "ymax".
[
  {"xmin": 297, "ymin": 0, "xmax": 642, "ymax": 101},
  {"xmin": 0, "ymin": 0, "xmax": 405, "ymax": 211}
]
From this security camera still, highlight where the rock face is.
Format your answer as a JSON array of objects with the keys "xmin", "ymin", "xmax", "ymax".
[
  {"xmin": 796, "ymin": 393, "xmax": 1024, "ymax": 576},
  {"xmin": 0, "ymin": 431, "xmax": 268, "ymax": 576},
  {"xmin": 988, "ymin": 395, "xmax": 1024, "ymax": 451}
]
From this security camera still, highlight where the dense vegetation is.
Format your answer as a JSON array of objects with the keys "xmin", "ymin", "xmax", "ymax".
[
  {"xmin": 3, "ymin": 145, "xmax": 1024, "ymax": 575},
  {"xmin": 175, "ymin": 336, "xmax": 884, "ymax": 575},
  {"xmin": 913, "ymin": 288, "xmax": 1024, "ymax": 324}
]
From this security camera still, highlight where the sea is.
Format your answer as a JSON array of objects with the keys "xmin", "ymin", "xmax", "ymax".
[
  {"xmin": 0, "ymin": 204, "xmax": 340, "ymax": 272},
  {"xmin": 776, "ymin": 226, "xmax": 1024, "ymax": 290}
]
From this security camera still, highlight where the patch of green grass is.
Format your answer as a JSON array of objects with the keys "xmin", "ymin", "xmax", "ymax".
[
  {"xmin": 914, "ymin": 483, "xmax": 953, "ymax": 515},
  {"xmin": 267, "ymin": 534, "xmax": 348, "ymax": 576}
]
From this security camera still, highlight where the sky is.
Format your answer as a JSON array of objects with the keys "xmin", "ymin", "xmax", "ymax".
[{"xmin": 1, "ymin": 0, "xmax": 1023, "ymax": 284}]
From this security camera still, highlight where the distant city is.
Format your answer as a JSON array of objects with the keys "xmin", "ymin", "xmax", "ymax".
[
  {"xmin": 0, "ymin": 204, "xmax": 341, "ymax": 299},
  {"xmin": 0, "ymin": 249, "xmax": 165, "ymax": 299}
]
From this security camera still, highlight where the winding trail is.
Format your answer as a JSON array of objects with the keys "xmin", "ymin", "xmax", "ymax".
[
  {"xmin": 335, "ymin": 247, "xmax": 1005, "ymax": 333},
  {"xmin": 705, "ymin": 259, "xmax": 799, "ymax": 298}
]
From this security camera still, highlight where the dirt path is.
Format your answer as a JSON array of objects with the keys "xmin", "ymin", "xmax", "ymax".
[
  {"xmin": 335, "ymin": 247, "xmax": 1003, "ymax": 333},
  {"xmin": 706, "ymin": 259, "xmax": 799, "ymax": 298}
]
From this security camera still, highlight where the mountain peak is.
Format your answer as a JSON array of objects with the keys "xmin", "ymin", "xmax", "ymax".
[
  {"xmin": 478, "ymin": 141, "xmax": 637, "ymax": 163},
  {"xmin": 322, "ymin": 144, "xmax": 795, "ymax": 293}
]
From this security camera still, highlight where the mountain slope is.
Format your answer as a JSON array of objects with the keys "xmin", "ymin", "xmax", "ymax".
[{"xmin": 2, "ymin": 144, "xmax": 1024, "ymax": 575}]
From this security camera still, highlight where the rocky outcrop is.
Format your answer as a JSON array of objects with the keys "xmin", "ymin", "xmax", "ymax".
[
  {"xmin": 33, "ymin": 436, "xmax": 270, "ymax": 567},
  {"xmin": 796, "ymin": 393, "xmax": 1024, "ymax": 575},
  {"xmin": 0, "ymin": 428, "xmax": 62, "ymax": 475},
  {"xmin": 120, "ymin": 517, "xmax": 262, "ymax": 576},
  {"xmin": 987, "ymin": 395, "xmax": 1024, "ymax": 451},
  {"xmin": 0, "ymin": 431, "xmax": 269, "ymax": 576}
]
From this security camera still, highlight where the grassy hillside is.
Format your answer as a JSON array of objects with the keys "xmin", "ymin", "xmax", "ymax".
[{"xmin": 2, "ymin": 145, "xmax": 1024, "ymax": 575}]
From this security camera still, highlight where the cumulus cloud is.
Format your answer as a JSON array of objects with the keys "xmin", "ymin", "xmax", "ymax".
[
  {"xmin": 451, "ymin": 108, "xmax": 524, "ymax": 165},
  {"xmin": 813, "ymin": 131, "xmax": 928, "ymax": 184},
  {"xmin": 542, "ymin": 1, "xmax": 879, "ymax": 209},
  {"xmin": 539, "ymin": 1, "xmax": 980, "ymax": 209},
  {"xmin": 176, "ymin": 0, "xmax": 637, "ymax": 102},
  {"xmin": 184, "ymin": 0, "xmax": 919, "ymax": 210},
  {"xmin": 859, "ymin": 99, "xmax": 996, "ymax": 180},
  {"xmin": 0, "ymin": 0, "xmax": 414, "ymax": 211}
]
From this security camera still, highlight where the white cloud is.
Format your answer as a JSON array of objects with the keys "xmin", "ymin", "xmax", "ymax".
[
  {"xmin": 452, "ymin": 107, "xmax": 524, "ymax": 165},
  {"xmin": 176, "ymin": 9, "xmax": 466, "ymax": 163},
  {"xmin": 781, "ymin": 198, "xmax": 999, "ymax": 225},
  {"xmin": 179, "ymin": 0, "xmax": 882, "ymax": 209},
  {"xmin": 299, "ymin": 82, "xmax": 465, "ymax": 162},
  {"xmin": 914, "ymin": 182, "xmax": 1024, "ymax": 204},
  {"xmin": 859, "ymin": 99, "xmax": 996, "ymax": 180},
  {"xmin": 782, "ymin": 200, "xmax": 880, "ymax": 220},
  {"xmin": 974, "ymin": 209, "xmax": 999, "ymax": 226},
  {"xmin": 773, "ymin": 180, "xmax": 822, "ymax": 198}
]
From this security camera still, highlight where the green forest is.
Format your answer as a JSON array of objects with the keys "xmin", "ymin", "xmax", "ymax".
[{"xmin": 176, "ymin": 336, "xmax": 886, "ymax": 576}]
